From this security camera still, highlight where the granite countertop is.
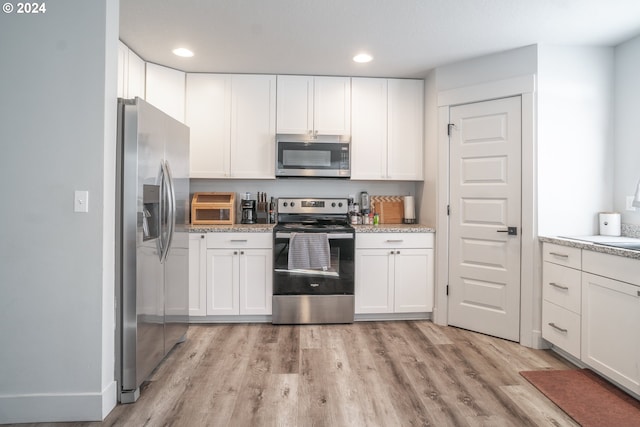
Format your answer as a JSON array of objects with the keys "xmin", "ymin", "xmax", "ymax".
[
  {"xmin": 189, "ymin": 223, "xmax": 435, "ymax": 233},
  {"xmin": 353, "ymin": 224, "xmax": 435, "ymax": 233},
  {"xmin": 540, "ymin": 236, "xmax": 640, "ymax": 260},
  {"xmin": 189, "ymin": 223, "xmax": 275, "ymax": 233}
]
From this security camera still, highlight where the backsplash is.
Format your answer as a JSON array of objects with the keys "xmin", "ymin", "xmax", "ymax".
[
  {"xmin": 622, "ymin": 223, "xmax": 640, "ymax": 238},
  {"xmin": 190, "ymin": 178, "xmax": 421, "ymax": 218}
]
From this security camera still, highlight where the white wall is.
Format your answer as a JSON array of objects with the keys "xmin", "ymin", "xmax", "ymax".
[
  {"xmin": 614, "ymin": 34, "xmax": 640, "ymax": 225},
  {"xmin": 537, "ymin": 45, "xmax": 615, "ymax": 236},
  {"xmin": 0, "ymin": 0, "xmax": 118, "ymax": 422}
]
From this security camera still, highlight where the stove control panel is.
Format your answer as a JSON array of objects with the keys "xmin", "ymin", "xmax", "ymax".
[{"xmin": 278, "ymin": 198, "xmax": 347, "ymax": 214}]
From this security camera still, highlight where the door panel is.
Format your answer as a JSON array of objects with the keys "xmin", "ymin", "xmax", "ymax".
[{"xmin": 448, "ymin": 96, "xmax": 522, "ymax": 342}]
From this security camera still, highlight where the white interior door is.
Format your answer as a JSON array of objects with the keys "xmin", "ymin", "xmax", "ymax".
[{"xmin": 448, "ymin": 96, "xmax": 522, "ymax": 342}]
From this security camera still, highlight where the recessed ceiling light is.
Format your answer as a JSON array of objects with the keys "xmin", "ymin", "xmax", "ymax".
[
  {"xmin": 353, "ymin": 53, "xmax": 373, "ymax": 63},
  {"xmin": 172, "ymin": 48, "xmax": 194, "ymax": 58}
]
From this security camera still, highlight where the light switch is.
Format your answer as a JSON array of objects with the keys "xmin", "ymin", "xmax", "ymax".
[
  {"xmin": 626, "ymin": 196, "xmax": 636, "ymax": 212},
  {"xmin": 74, "ymin": 190, "xmax": 89, "ymax": 213}
]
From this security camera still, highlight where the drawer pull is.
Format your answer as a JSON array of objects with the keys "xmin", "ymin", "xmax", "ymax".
[
  {"xmin": 548, "ymin": 322, "xmax": 568, "ymax": 333},
  {"xmin": 549, "ymin": 252, "xmax": 569, "ymax": 258},
  {"xmin": 549, "ymin": 282, "xmax": 569, "ymax": 291},
  {"xmin": 386, "ymin": 239, "xmax": 404, "ymax": 243},
  {"xmin": 230, "ymin": 239, "xmax": 248, "ymax": 243}
]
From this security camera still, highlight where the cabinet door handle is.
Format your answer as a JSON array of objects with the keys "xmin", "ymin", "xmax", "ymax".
[
  {"xmin": 549, "ymin": 282, "xmax": 569, "ymax": 290},
  {"xmin": 548, "ymin": 322, "xmax": 568, "ymax": 333},
  {"xmin": 240, "ymin": 251, "xmax": 245, "ymax": 255},
  {"xmin": 386, "ymin": 239, "xmax": 404, "ymax": 243},
  {"xmin": 233, "ymin": 251, "xmax": 238, "ymax": 255},
  {"xmin": 549, "ymin": 252, "xmax": 569, "ymax": 258},
  {"xmin": 200, "ymin": 235, "xmax": 205, "ymax": 239},
  {"xmin": 390, "ymin": 251, "xmax": 395, "ymax": 255}
]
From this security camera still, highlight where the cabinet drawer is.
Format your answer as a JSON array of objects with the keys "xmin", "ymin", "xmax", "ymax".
[
  {"xmin": 583, "ymin": 250, "xmax": 640, "ymax": 287},
  {"xmin": 356, "ymin": 233, "xmax": 434, "ymax": 249},
  {"xmin": 542, "ymin": 262, "xmax": 581, "ymax": 314},
  {"xmin": 543, "ymin": 243, "xmax": 581, "ymax": 269},
  {"xmin": 206, "ymin": 232, "xmax": 272, "ymax": 249},
  {"xmin": 542, "ymin": 301, "xmax": 581, "ymax": 359}
]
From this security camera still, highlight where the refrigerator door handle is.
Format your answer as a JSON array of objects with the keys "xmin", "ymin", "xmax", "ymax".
[
  {"xmin": 159, "ymin": 161, "xmax": 175, "ymax": 264},
  {"xmin": 158, "ymin": 161, "xmax": 169, "ymax": 263},
  {"xmin": 161, "ymin": 160, "xmax": 176, "ymax": 264}
]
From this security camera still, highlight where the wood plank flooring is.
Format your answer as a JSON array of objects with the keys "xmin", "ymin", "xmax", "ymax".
[{"xmin": 16, "ymin": 321, "xmax": 579, "ymax": 427}]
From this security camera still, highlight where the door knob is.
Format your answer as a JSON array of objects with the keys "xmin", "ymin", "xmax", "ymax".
[{"xmin": 497, "ymin": 227, "xmax": 518, "ymax": 236}]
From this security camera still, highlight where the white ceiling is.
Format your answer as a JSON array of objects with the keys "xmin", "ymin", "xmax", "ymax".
[{"xmin": 120, "ymin": 0, "xmax": 640, "ymax": 78}]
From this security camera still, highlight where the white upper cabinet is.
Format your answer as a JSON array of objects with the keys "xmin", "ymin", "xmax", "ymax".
[
  {"xmin": 117, "ymin": 41, "xmax": 146, "ymax": 100},
  {"xmin": 146, "ymin": 63, "xmax": 186, "ymax": 123},
  {"xmin": 185, "ymin": 73, "xmax": 231, "ymax": 178},
  {"xmin": 185, "ymin": 73, "xmax": 276, "ymax": 179},
  {"xmin": 351, "ymin": 78, "xmax": 388, "ymax": 180},
  {"xmin": 126, "ymin": 49, "xmax": 146, "ymax": 99},
  {"xmin": 351, "ymin": 78, "xmax": 424, "ymax": 180},
  {"xmin": 277, "ymin": 75, "xmax": 351, "ymax": 136},
  {"xmin": 230, "ymin": 74, "xmax": 276, "ymax": 178},
  {"xmin": 387, "ymin": 79, "xmax": 424, "ymax": 180}
]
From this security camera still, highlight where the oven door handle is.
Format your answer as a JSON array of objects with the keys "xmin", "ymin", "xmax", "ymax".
[{"xmin": 275, "ymin": 232, "xmax": 353, "ymax": 240}]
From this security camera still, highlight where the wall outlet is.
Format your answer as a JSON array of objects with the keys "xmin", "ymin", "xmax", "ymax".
[{"xmin": 626, "ymin": 196, "xmax": 636, "ymax": 211}]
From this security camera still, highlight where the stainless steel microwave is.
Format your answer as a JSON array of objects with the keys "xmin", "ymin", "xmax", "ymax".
[{"xmin": 275, "ymin": 134, "xmax": 350, "ymax": 178}]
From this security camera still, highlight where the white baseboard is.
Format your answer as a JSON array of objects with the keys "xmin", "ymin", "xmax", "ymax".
[{"xmin": 0, "ymin": 381, "xmax": 117, "ymax": 424}]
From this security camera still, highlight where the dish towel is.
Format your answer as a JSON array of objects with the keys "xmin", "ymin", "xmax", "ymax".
[{"xmin": 288, "ymin": 233, "xmax": 331, "ymax": 270}]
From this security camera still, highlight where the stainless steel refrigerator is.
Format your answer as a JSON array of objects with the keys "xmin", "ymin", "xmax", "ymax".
[{"xmin": 115, "ymin": 98, "xmax": 189, "ymax": 403}]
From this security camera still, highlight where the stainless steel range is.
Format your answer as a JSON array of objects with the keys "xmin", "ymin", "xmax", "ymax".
[{"xmin": 272, "ymin": 197, "xmax": 355, "ymax": 324}]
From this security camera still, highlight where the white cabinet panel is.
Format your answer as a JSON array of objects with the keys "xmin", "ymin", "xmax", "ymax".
[
  {"xmin": 542, "ymin": 243, "xmax": 581, "ymax": 269},
  {"xmin": 351, "ymin": 78, "xmax": 424, "ymax": 180},
  {"xmin": 351, "ymin": 78, "xmax": 387, "ymax": 180},
  {"xmin": 186, "ymin": 73, "xmax": 275, "ymax": 179},
  {"xmin": 542, "ymin": 261, "xmax": 581, "ymax": 314},
  {"xmin": 206, "ymin": 249, "xmax": 239, "ymax": 315},
  {"xmin": 189, "ymin": 234, "xmax": 207, "ymax": 317},
  {"xmin": 239, "ymin": 249, "xmax": 272, "ymax": 315},
  {"xmin": 186, "ymin": 74, "xmax": 231, "ymax": 178},
  {"xmin": 582, "ymin": 272, "xmax": 640, "ymax": 394},
  {"xmin": 230, "ymin": 74, "xmax": 276, "ymax": 178},
  {"xmin": 146, "ymin": 63, "xmax": 185, "ymax": 123},
  {"xmin": 355, "ymin": 249, "xmax": 394, "ymax": 313},
  {"xmin": 387, "ymin": 79, "xmax": 423, "ymax": 180},
  {"xmin": 127, "ymin": 49, "xmax": 146, "ymax": 99},
  {"xmin": 355, "ymin": 233, "xmax": 434, "ymax": 315},
  {"xmin": 542, "ymin": 300, "xmax": 581, "ymax": 359},
  {"xmin": 203, "ymin": 233, "xmax": 273, "ymax": 317},
  {"xmin": 394, "ymin": 249, "xmax": 433, "ymax": 312},
  {"xmin": 276, "ymin": 75, "xmax": 313, "ymax": 135},
  {"xmin": 276, "ymin": 75, "xmax": 350, "ymax": 136}
]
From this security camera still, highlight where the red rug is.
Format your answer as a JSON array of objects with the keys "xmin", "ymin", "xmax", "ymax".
[{"xmin": 520, "ymin": 369, "xmax": 640, "ymax": 427}]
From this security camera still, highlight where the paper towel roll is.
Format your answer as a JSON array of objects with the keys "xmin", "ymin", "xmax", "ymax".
[
  {"xmin": 599, "ymin": 212, "xmax": 621, "ymax": 236},
  {"xmin": 403, "ymin": 196, "xmax": 415, "ymax": 224}
]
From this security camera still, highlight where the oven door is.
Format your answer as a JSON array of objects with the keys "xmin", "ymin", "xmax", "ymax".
[
  {"xmin": 275, "ymin": 140, "xmax": 350, "ymax": 178},
  {"xmin": 273, "ymin": 231, "xmax": 354, "ymax": 295}
]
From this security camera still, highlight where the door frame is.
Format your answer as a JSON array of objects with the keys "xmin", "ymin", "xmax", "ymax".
[{"xmin": 434, "ymin": 75, "xmax": 542, "ymax": 349}]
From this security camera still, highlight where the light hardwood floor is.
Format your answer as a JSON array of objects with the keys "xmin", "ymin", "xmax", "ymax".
[{"xmin": 17, "ymin": 321, "xmax": 579, "ymax": 427}]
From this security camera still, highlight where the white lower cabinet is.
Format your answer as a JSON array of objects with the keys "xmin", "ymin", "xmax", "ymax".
[
  {"xmin": 188, "ymin": 234, "xmax": 207, "ymax": 316},
  {"xmin": 542, "ymin": 243, "xmax": 640, "ymax": 395},
  {"xmin": 581, "ymin": 250, "xmax": 640, "ymax": 395},
  {"xmin": 355, "ymin": 233, "xmax": 434, "ymax": 314},
  {"xmin": 205, "ymin": 233, "xmax": 272, "ymax": 316}
]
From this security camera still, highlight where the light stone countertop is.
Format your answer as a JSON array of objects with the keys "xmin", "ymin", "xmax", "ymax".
[
  {"xmin": 539, "ymin": 236, "xmax": 640, "ymax": 260},
  {"xmin": 189, "ymin": 223, "xmax": 435, "ymax": 234},
  {"xmin": 353, "ymin": 224, "xmax": 435, "ymax": 233},
  {"xmin": 189, "ymin": 223, "xmax": 275, "ymax": 233}
]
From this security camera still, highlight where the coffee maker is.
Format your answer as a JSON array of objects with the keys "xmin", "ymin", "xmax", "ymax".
[{"xmin": 240, "ymin": 193, "xmax": 257, "ymax": 224}]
